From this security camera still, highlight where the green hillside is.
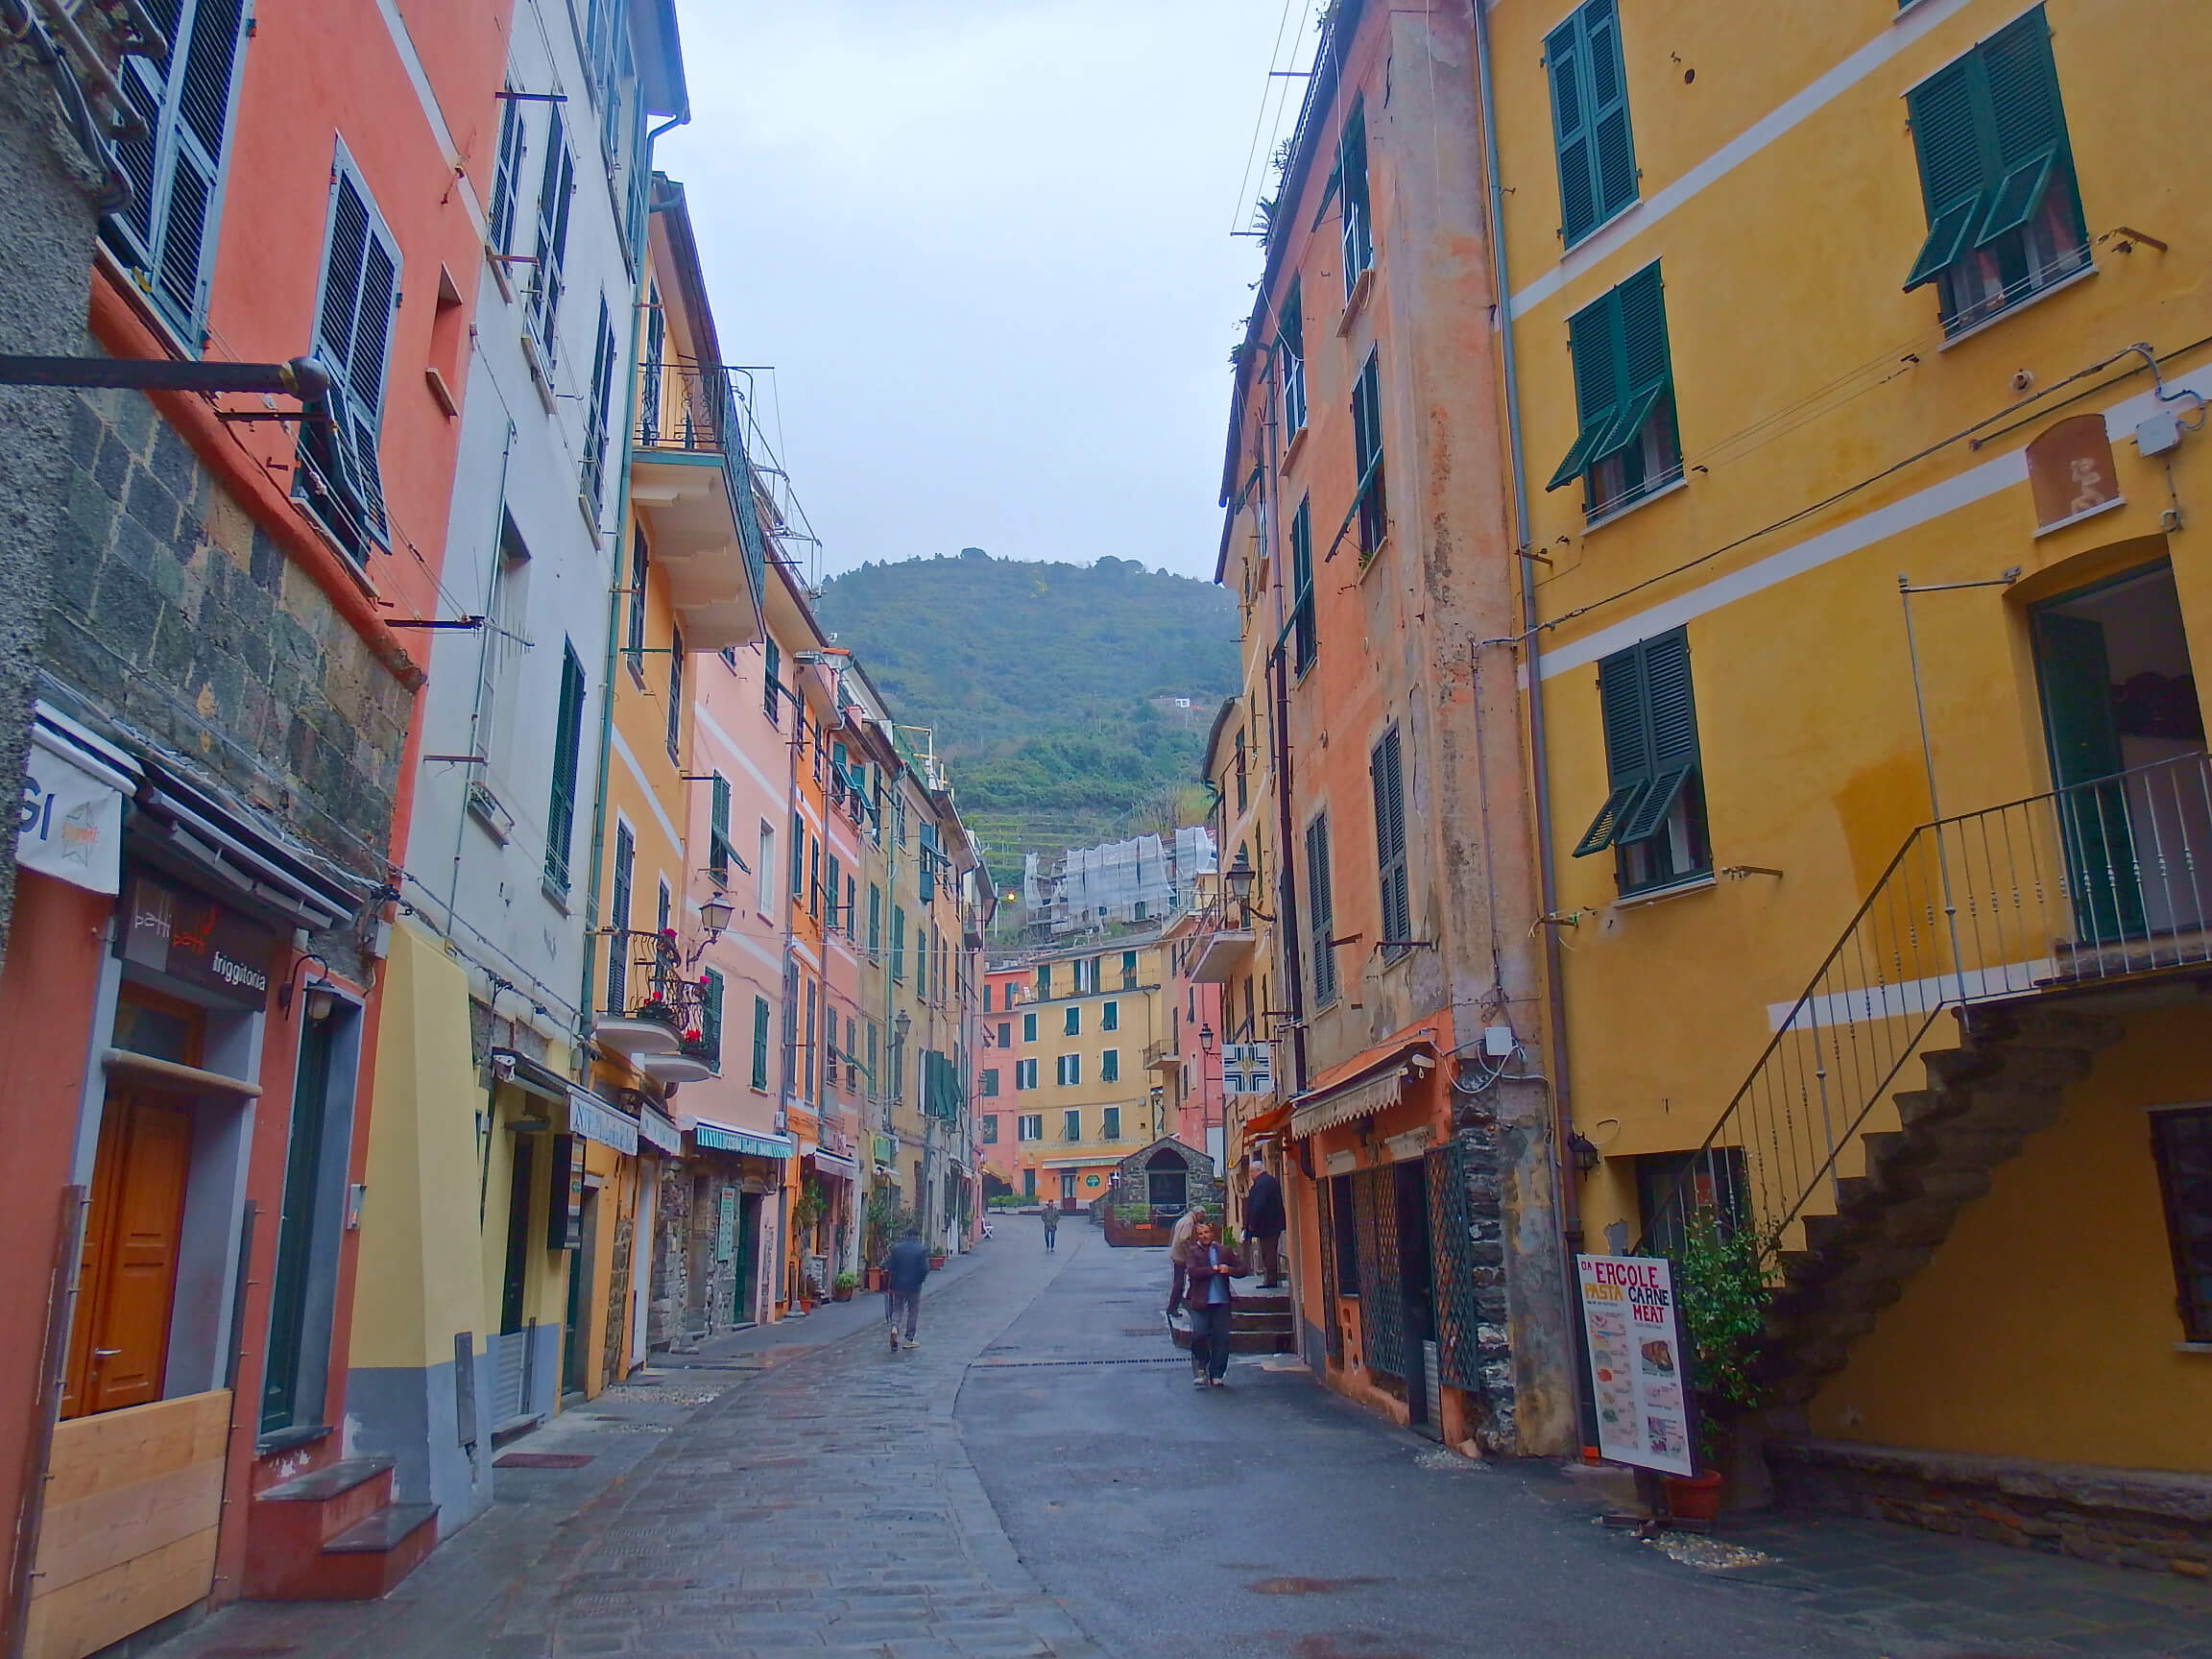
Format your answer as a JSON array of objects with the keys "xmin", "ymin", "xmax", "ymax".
[{"xmin": 814, "ymin": 550, "xmax": 1239, "ymax": 865}]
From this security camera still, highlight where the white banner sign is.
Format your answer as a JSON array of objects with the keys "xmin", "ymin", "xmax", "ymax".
[
  {"xmin": 1576, "ymin": 1254, "xmax": 1695, "ymax": 1477},
  {"xmin": 1220, "ymin": 1042, "xmax": 1273, "ymax": 1095},
  {"xmin": 17, "ymin": 742, "xmax": 124, "ymax": 894}
]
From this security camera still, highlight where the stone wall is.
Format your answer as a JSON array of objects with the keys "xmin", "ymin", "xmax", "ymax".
[
  {"xmin": 1445, "ymin": 1092, "xmax": 1520, "ymax": 1455},
  {"xmin": 1769, "ymin": 1437, "xmax": 2212, "ymax": 1581},
  {"xmin": 650, "ymin": 1164, "xmax": 751, "ymax": 1351},
  {"xmin": 47, "ymin": 386, "xmax": 413, "ymax": 897},
  {"xmin": 0, "ymin": 50, "xmax": 103, "ymax": 966}
]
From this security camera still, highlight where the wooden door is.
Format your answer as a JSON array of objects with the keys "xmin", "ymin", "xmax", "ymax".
[{"xmin": 63, "ymin": 1091, "xmax": 194, "ymax": 1417}]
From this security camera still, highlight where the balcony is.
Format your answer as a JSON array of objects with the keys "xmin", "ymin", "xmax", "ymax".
[
  {"xmin": 594, "ymin": 930, "xmax": 704, "ymax": 1061},
  {"xmin": 630, "ymin": 361, "xmax": 766, "ymax": 651},
  {"xmin": 1188, "ymin": 907, "xmax": 1255, "ymax": 984},
  {"xmin": 1143, "ymin": 1038, "xmax": 1182, "ymax": 1071}
]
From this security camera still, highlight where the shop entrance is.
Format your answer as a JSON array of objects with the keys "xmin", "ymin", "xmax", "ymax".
[
  {"xmin": 561, "ymin": 1187, "xmax": 597, "ymax": 1397},
  {"xmin": 64, "ymin": 1087, "xmax": 193, "ymax": 1417},
  {"xmin": 1059, "ymin": 1170, "xmax": 1078, "ymax": 1212},
  {"xmin": 1392, "ymin": 1159, "xmax": 1438, "ymax": 1436},
  {"xmin": 735, "ymin": 1190, "xmax": 761, "ymax": 1325}
]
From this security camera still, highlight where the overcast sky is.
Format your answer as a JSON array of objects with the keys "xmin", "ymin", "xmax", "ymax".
[{"xmin": 658, "ymin": 0, "xmax": 1314, "ymax": 584}]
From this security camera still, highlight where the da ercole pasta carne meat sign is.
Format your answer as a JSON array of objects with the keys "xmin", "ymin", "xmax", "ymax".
[{"xmin": 1577, "ymin": 1255, "xmax": 1695, "ymax": 1477}]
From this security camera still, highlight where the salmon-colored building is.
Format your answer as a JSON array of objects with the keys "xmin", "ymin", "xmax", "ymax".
[{"xmin": 0, "ymin": 0, "xmax": 506, "ymax": 1648}]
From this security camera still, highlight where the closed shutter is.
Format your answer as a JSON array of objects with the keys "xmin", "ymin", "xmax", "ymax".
[
  {"xmin": 709, "ymin": 775, "xmax": 731, "ymax": 880},
  {"xmin": 489, "ymin": 91, "xmax": 527, "ymax": 253},
  {"xmin": 1574, "ymin": 628, "xmax": 1699, "ymax": 854},
  {"xmin": 1548, "ymin": 289, "xmax": 1623, "ymax": 490},
  {"xmin": 105, "ymin": 0, "xmax": 249, "ymax": 341},
  {"xmin": 529, "ymin": 108, "xmax": 574, "ymax": 358},
  {"xmin": 1305, "ymin": 815, "xmax": 1336, "ymax": 1005},
  {"xmin": 582, "ymin": 301, "xmax": 617, "ymax": 509},
  {"xmin": 1547, "ymin": 0, "xmax": 1636, "ymax": 248},
  {"xmin": 1903, "ymin": 61, "xmax": 1986, "ymax": 288},
  {"xmin": 1370, "ymin": 727, "xmax": 1409, "ymax": 947},
  {"xmin": 1575, "ymin": 647, "xmax": 1649, "ymax": 855},
  {"xmin": 1548, "ymin": 262, "xmax": 1670, "ymax": 490},
  {"xmin": 545, "ymin": 647, "xmax": 587, "ymax": 889},
  {"xmin": 919, "ymin": 822, "xmax": 938, "ymax": 902},
  {"xmin": 1974, "ymin": 9, "xmax": 2071, "ymax": 246},
  {"xmin": 702, "ymin": 972, "xmax": 724, "ymax": 1069},
  {"xmin": 1290, "ymin": 497, "xmax": 1316, "ymax": 673},
  {"xmin": 607, "ymin": 825, "xmax": 634, "ymax": 1013},
  {"xmin": 305, "ymin": 157, "xmax": 400, "ymax": 555},
  {"xmin": 751, "ymin": 996, "xmax": 770, "ymax": 1089},
  {"xmin": 1351, "ymin": 353, "xmax": 1385, "ymax": 551},
  {"xmin": 868, "ymin": 883, "xmax": 881, "ymax": 953}
]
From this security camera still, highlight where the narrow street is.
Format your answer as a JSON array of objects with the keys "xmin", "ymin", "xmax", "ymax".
[{"xmin": 141, "ymin": 1229, "xmax": 2209, "ymax": 1659}]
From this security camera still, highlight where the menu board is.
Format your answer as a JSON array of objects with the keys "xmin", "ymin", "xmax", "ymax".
[{"xmin": 1576, "ymin": 1254, "xmax": 1695, "ymax": 1477}]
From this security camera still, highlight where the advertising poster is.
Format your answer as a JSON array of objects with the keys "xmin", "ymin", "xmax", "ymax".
[{"xmin": 1576, "ymin": 1254, "xmax": 1695, "ymax": 1478}]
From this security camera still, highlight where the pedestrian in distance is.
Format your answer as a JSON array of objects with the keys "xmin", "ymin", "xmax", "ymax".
[
  {"xmin": 884, "ymin": 1226, "xmax": 928, "ymax": 1351},
  {"xmin": 1244, "ymin": 1157, "xmax": 1286, "ymax": 1288},
  {"xmin": 1165, "ymin": 1205, "xmax": 1201, "ymax": 1325},
  {"xmin": 1042, "ymin": 1201, "xmax": 1058, "ymax": 1251},
  {"xmin": 1185, "ymin": 1218, "xmax": 1247, "ymax": 1388}
]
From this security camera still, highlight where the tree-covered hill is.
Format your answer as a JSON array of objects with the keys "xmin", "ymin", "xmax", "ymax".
[{"xmin": 814, "ymin": 550, "xmax": 1238, "ymax": 865}]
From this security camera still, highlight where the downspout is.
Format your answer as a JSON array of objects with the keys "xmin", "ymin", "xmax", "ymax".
[
  {"xmin": 1474, "ymin": 0, "xmax": 1594, "ymax": 1450},
  {"xmin": 445, "ymin": 419, "xmax": 517, "ymax": 935}
]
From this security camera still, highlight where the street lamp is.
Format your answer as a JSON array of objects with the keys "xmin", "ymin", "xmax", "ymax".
[
  {"xmin": 894, "ymin": 1010, "xmax": 911, "ymax": 1045},
  {"xmin": 1198, "ymin": 1022, "xmax": 1216, "ymax": 1053},
  {"xmin": 698, "ymin": 892, "xmax": 734, "ymax": 941},
  {"xmin": 1223, "ymin": 850, "xmax": 1272, "ymax": 923}
]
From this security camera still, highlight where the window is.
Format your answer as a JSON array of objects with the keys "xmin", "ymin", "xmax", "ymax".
[
  {"xmin": 868, "ymin": 883, "xmax": 882, "ymax": 954},
  {"xmin": 709, "ymin": 776, "xmax": 732, "ymax": 885},
  {"xmin": 1573, "ymin": 627, "xmax": 1710, "ymax": 895},
  {"xmin": 1306, "ymin": 813, "xmax": 1338, "ymax": 1006},
  {"xmin": 471, "ymin": 515, "xmax": 528, "ymax": 772},
  {"xmin": 1234, "ymin": 730, "xmax": 1248, "ymax": 814},
  {"xmin": 626, "ymin": 526, "xmax": 649, "ymax": 671},
  {"xmin": 1100, "ymin": 1049, "xmax": 1119, "ymax": 1084},
  {"xmin": 1101, "ymin": 1000, "xmax": 1118, "ymax": 1032},
  {"xmin": 488, "ymin": 87, "xmax": 526, "ymax": 257},
  {"xmin": 2152, "ymin": 1106, "xmax": 2212, "ymax": 1343},
  {"xmin": 1102, "ymin": 1105, "xmax": 1121, "ymax": 1141},
  {"xmin": 846, "ymin": 876, "xmax": 856, "ymax": 945},
  {"xmin": 1903, "ymin": 8, "xmax": 2086, "ymax": 336},
  {"xmin": 750, "ymin": 996, "xmax": 770, "ymax": 1090},
  {"xmin": 1289, "ymin": 497, "xmax": 1316, "ymax": 675},
  {"xmin": 1546, "ymin": 0, "xmax": 1637, "ymax": 248},
  {"xmin": 757, "ymin": 822, "xmax": 775, "ymax": 915},
  {"xmin": 1370, "ymin": 726, "xmax": 1410, "ymax": 954},
  {"xmin": 983, "ymin": 985, "xmax": 994, "ymax": 1013},
  {"xmin": 544, "ymin": 646, "xmax": 587, "ymax": 892},
  {"xmin": 1337, "ymin": 101, "xmax": 1373, "ymax": 299},
  {"xmin": 789, "ymin": 811, "xmax": 805, "ymax": 898},
  {"xmin": 807, "ymin": 837, "xmax": 821, "ymax": 920},
  {"xmin": 1546, "ymin": 262, "xmax": 1680, "ymax": 518},
  {"xmin": 104, "ymin": 0, "xmax": 251, "ymax": 343},
  {"xmin": 1351, "ymin": 351, "xmax": 1386, "ymax": 557},
  {"xmin": 1022, "ymin": 1167, "xmax": 1037, "ymax": 1198},
  {"xmin": 298, "ymin": 150, "xmax": 399, "ymax": 563},
  {"xmin": 665, "ymin": 626, "xmax": 685, "ymax": 759},
  {"xmin": 1017, "ymin": 1113, "xmax": 1043, "ymax": 1142},
  {"xmin": 1064, "ymin": 1005, "xmax": 1081, "ymax": 1038},
  {"xmin": 980, "ymin": 1069, "xmax": 1000, "ymax": 1098},
  {"xmin": 827, "ymin": 854, "xmax": 843, "ymax": 934},
  {"xmin": 866, "ymin": 1021, "xmax": 878, "ymax": 1099},
  {"xmin": 526, "ymin": 104, "xmax": 574, "ymax": 363},
  {"xmin": 1062, "ymin": 1109, "xmax": 1082, "ymax": 1142},
  {"xmin": 1022, "ymin": 1012, "xmax": 1037, "ymax": 1044},
  {"xmin": 1016, "ymin": 1059, "xmax": 1039, "ymax": 1092},
  {"xmin": 1278, "ymin": 279, "xmax": 1307, "ymax": 436},
  {"xmin": 982, "ymin": 1115, "xmax": 999, "ymax": 1144},
  {"xmin": 606, "ymin": 823, "xmax": 634, "ymax": 1013},
  {"xmin": 803, "ymin": 979, "xmax": 817, "ymax": 1098},
  {"xmin": 918, "ymin": 820, "xmax": 938, "ymax": 902},
  {"xmin": 1056, "ymin": 1054, "xmax": 1081, "ymax": 1087},
  {"xmin": 1122, "ymin": 950, "xmax": 1138, "ymax": 990},
  {"xmin": 581, "ymin": 300, "xmax": 617, "ymax": 510},
  {"xmin": 892, "ymin": 905, "xmax": 906, "ymax": 980},
  {"xmin": 700, "ymin": 971, "xmax": 724, "ymax": 1070},
  {"xmin": 1035, "ymin": 966, "xmax": 1050, "ymax": 1000},
  {"xmin": 997, "ymin": 1022, "xmax": 1011, "ymax": 1047},
  {"xmin": 763, "ymin": 637, "xmax": 781, "ymax": 725}
]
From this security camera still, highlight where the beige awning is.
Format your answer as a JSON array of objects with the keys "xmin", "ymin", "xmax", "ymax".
[{"xmin": 1289, "ymin": 1064, "xmax": 1408, "ymax": 1140}]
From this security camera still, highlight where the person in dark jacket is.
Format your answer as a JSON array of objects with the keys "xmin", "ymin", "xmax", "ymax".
[
  {"xmin": 1042, "ymin": 1202, "xmax": 1058, "ymax": 1251},
  {"xmin": 1185, "ymin": 1219, "xmax": 1247, "ymax": 1387},
  {"xmin": 1244, "ymin": 1159, "xmax": 1286, "ymax": 1288},
  {"xmin": 884, "ymin": 1230, "xmax": 929, "ymax": 1350}
]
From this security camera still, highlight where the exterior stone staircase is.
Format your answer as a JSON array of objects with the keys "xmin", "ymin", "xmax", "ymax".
[
  {"xmin": 1756, "ymin": 998, "xmax": 2123, "ymax": 1407},
  {"xmin": 1170, "ymin": 1287, "xmax": 1297, "ymax": 1356},
  {"xmin": 243, "ymin": 1455, "xmax": 439, "ymax": 1599}
]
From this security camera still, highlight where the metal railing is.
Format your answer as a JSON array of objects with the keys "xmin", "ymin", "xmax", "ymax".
[
  {"xmin": 1644, "ymin": 750, "xmax": 2212, "ymax": 1263},
  {"xmin": 602, "ymin": 928, "xmax": 704, "ymax": 1027},
  {"xmin": 632, "ymin": 358, "xmax": 768, "ymax": 617}
]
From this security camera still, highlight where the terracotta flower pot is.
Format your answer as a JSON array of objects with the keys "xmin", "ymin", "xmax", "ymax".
[
  {"xmin": 1661, "ymin": 1470, "xmax": 1724, "ymax": 1522},
  {"xmin": 928, "ymin": 1254, "xmax": 948, "ymax": 1270},
  {"xmin": 832, "ymin": 1286, "xmax": 854, "ymax": 1302}
]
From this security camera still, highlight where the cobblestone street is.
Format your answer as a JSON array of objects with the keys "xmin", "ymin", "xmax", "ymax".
[{"xmin": 144, "ymin": 1224, "xmax": 2206, "ymax": 1659}]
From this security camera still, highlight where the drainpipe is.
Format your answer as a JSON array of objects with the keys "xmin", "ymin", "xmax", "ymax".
[
  {"xmin": 444, "ymin": 419, "xmax": 517, "ymax": 936},
  {"xmin": 1474, "ymin": 0, "xmax": 1594, "ymax": 1453}
]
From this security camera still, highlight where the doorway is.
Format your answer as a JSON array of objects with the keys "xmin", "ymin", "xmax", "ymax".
[
  {"xmin": 64, "ymin": 1087, "xmax": 194, "ymax": 1417},
  {"xmin": 1392, "ymin": 1159, "xmax": 1437, "ymax": 1435},
  {"xmin": 735, "ymin": 1190, "xmax": 761, "ymax": 1325},
  {"xmin": 2032, "ymin": 563, "xmax": 2208, "ymax": 941},
  {"xmin": 1058, "ymin": 1170, "xmax": 1078, "ymax": 1213},
  {"xmin": 562, "ymin": 1187, "xmax": 598, "ymax": 1398}
]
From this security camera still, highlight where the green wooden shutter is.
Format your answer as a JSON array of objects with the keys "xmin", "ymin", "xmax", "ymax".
[
  {"xmin": 918, "ymin": 821, "xmax": 938, "ymax": 902},
  {"xmin": 666, "ymin": 626, "xmax": 685, "ymax": 756},
  {"xmin": 490, "ymin": 91, "xmax": 526, "ymax": 253},
  {"xmin": 1546, "ymin": 14, "xmax": 1598, "ymax": 244},
  {"xmin": 703, "ymin": 971, "xmax": 725, "ymax": 1069},
  {"xmin": 1547, "ymin": 289, "xmax": 1623, "ymax": 491},
  {"xmin": 709, "ymin": 775, "xmax": 731, "ymax": 879},
  {"xmin": 545, "ymin": 646, "xmax": 587, "ymax": 888},
  {"xmin": 1590, "ymin": 263, "xmax": 1671, "ymax": 466},
  {"xmin": 1290, "ymin": 497, "xmax": 1316, "ymax": 673},
  {"xmin": 868, "ymin": 883, "xmax": 882, "ymax": 953},
  {"xmin": 1974, "ymin": 9, "xmax": 2072, "ymax": 247},
  {"xmin": 1371, "ymin": 727, "xmax": 1409, "ymax": 944},
  {"xmin": 1306, "ymin": 814, "xmax": 1336, "ymax": 1005},
  {"xmin": 607, "ymin": 824, "xmax": 634, "ymax": 1012},
  {"xmin": 751, "ymin": 995, "xmax": 771, "ymax": 1089},
  {"xmin": 1903, "ymin": 60, "xmax": 1987, "ymax": 289},
  {"xmin": 763, "ymin": 637, "xmax": 781, "ymax": 723},
  {"xmin": 1582, "ymin": 0, "xmax": 1637, "ymax": 225},
  {"xmin": 1573, "ymin": 646, "xmax": 1652, "ymax": 856},
  {"xmin": 1617, "ymin": 629, "xmax": 1700, "ymax": 845}
]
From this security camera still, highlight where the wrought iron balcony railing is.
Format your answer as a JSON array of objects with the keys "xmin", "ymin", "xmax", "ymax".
[
  {"xmin": 632, "ymin": 358, "xmax": 769, "ymax": 623},
  {"xmin": 1643, "ymin": 750, "xmax": 2212, "ymax": 1263},
  {"xmin": 601, "ymin": 928, "xmax": 705, "ymax": 1028}
]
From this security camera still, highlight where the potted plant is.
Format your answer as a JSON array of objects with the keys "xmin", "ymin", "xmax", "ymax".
[
  {"xmin": 1665, "ymin": 1214, "xmax": 1772, "ymax": 1521},
  {"xmin": 633, "ymin": 996, "xmax": 681, "ymax": 1031},
  {"xmin": 831, "ymin": 1271, "xmax": 857, "ymax": 1302}
]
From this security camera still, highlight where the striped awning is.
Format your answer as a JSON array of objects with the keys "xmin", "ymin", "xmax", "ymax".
[
  {"xmin": 1287, "ymin": 1042, "xmax": 1435, "ymax": 1140},
  {"xmin": 807, "ymin": 1148, "xmax": 858, "ymax": 1181},
  {"xmin": 566, "ymin": 1090, "xmax": 639, "ymax": 1156},
  {"xmin": 637, "ymin": 1105, "xmax": 682, "ymax": 1154},
  {"xmin": 693, "ymin": 1119, "xmax": 793, "ymax": 1162}
]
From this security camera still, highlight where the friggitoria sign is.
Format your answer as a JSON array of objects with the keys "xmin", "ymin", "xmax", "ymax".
[{"xmin": 1576, "ymin": 1254, "xmax": 1695, "ymax": 1477}]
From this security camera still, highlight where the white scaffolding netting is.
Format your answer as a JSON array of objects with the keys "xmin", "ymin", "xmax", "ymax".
[{"xmin": 1022, "ymin": 827, "xmax": 1215, "ymax": 935}]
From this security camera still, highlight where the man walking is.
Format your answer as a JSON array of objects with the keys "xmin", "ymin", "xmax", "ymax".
[
  {"xmin": 1042, "ymin": 1200, "xmax": 1059, "ymax": 1252},
  {"xmin": 1244, "ymin": 1156, "xmax": 1286, "ymax": 1289},
  {"xmin": 1165, "ymin": 1205, "xmax": 1200, "ymax": 1322},
  {"xmin": 1185, "ymin": 1218, "xmax": 1247, "ymax": 1387},
  {"xmin": 884, "ymin": 1226, "xmax": 929, "ymax": 1351}
]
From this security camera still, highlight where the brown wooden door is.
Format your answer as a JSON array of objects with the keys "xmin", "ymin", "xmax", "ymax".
[{"xmin": 63, "ymin": 1091, "xmax": 194, "ymax": 1417}]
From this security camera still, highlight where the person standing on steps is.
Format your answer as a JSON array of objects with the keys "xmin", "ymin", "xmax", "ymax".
[
  {"xmin": 884, "ymin": 1226, "xmax": 929, "ymax": 1351},
  {"xmin": 1185, "ymin": 1218, "xmax": 1247, "ymax": 1388},
  {"xmin": 1244, "ymin": 1157, "xmax": 1286, "ymax": 1289}
]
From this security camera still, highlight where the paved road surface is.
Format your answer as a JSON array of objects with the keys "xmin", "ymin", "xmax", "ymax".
[{"xmin": 142, "ymin": 1216, "xmax": 2208, "ymax": 1659}]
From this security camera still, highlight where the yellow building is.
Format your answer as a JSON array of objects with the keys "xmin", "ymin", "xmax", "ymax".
[
  {"xmin": 1487, "ymin": 0, "xmax": 2212, "ymax": 1549},
  {"xmin": 984, "ymin": 940, "xmax": 1169, "ymax": 1212}
]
